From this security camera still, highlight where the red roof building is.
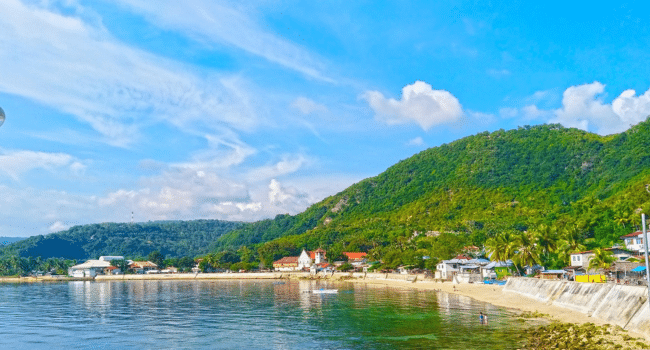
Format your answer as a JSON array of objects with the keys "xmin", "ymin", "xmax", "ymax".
[
  {"xmin": 342, "ymin": 252, "xmax": 367, "ymax": 262},
  {"xmin": 273, "ymin": 256, "xmax": 299, "ymax": 271}
]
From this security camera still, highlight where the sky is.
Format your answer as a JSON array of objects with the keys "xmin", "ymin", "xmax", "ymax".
[{"xmin": 2, "ymin": 0, "xmax": 650, "ymax": 237}]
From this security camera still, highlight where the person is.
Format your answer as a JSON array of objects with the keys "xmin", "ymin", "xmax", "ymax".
[{"xmin": 479, "ymin": 312, "xmax": 484, "ymax": 325}]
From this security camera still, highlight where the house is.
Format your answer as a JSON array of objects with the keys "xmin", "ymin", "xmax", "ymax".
[
  {"xmin": 621, "ymin": 231, "xmax": 647, "ymax": 253},
  {"xmin": 273, "ymin": 256, "xmax": 299, "ymax": 271},
  {"xmin": 105, "ymin": 266, "xmax": 121, "ymax": 275},
  {"xmin": 68, "ymin": 259, "xmax": 111, "ymax": 278},
  {"xmin": 435, "ymin": 255, "xmax": 471, "ymax": 280},
  {"xmin": 483, "ymin": 260, "xmax": 514, "ymax": 279},
  {"xmin": 342, "ymin": 252, "xmax": 367, "ymax": 266},
  {"xmin": 130, "ymin": 261, "xmax": 158, "ymax": 274},
  {"xmin": 569, "ymin": 248, "xmax": 633, "ymax": 269}
]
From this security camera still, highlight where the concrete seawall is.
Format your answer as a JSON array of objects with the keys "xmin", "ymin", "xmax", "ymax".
[{"xmin": 504, "ymin": 277, "xmax": 650, "ymax": 335}]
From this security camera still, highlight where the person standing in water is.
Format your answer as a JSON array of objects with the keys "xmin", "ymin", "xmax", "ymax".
[{"xmin": 479, "ymin": 312, "xmax": 486, "ymax": 325}]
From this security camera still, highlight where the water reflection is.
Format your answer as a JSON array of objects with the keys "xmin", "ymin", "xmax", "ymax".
[{"xmin": 0, "ymin": 280, "xmax": 526, "ymax": 350}]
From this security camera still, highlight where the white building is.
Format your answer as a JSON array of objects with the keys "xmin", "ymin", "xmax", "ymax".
[
  {"xmin": 99, "ymin": 256, "xmax": 125, "ymax": 262},
  {"xmin": 298, "ymin": 249, "xmax": 312, "ymax": 269},
  {"xmin": 621, "ymin": 231, "xmax": 646, "ymax": 253},
  {"xmin": 569, "ymin": 248, "xmax": 632, "ymax": 269},
  {"xmin": 435, "ymin": 256, "xmax": 471, "ymax": 280},
  {"xmin": 68, "ymin": 260, "xmax": 111, "ymax": 278}
]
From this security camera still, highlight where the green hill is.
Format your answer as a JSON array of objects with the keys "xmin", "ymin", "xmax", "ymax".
[
  {"xmin": 216, "ymin": 120, "xmax": 650, "ymax": 267},
  {"xmin": 0, "ymin": 220, "xmax": 244, "ymax": 260}
]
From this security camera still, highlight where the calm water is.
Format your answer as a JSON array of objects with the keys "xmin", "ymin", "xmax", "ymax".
[{"xmin": 0, "ymin": 280, "xmax": 527, "ymax": 349}]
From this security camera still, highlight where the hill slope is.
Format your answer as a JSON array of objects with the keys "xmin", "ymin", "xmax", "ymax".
[
  {"xmin": 0, "ymin": 220, "xmax": 244, "ymax": 260},
  {"xmin": 216, "ymin": 120, "xmax": 650, "ymax": 265}
]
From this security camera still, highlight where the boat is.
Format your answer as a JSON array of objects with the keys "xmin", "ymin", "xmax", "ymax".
[{"xmin": 311, "ymin": 289, "xmax": 338, "ymax": 294}]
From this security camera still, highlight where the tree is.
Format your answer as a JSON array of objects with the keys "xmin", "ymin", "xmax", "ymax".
[
  {"xmin": 338, "ymin": 262, "xmax": 353, "ymax": 271},
  {"xmin": 148, "ymin": 250, "xmax": 163, "ymax": 267},
  {"xmin": 110, "ymin": 259, "xmax": 128, "ymax": 273},
  {"xmin": 484, "ymin": 231, "xmax": 515, "ymax": 262},
  {"xmin": 512, "ymin": 232, "xmax": 540, "ymax": 275},
  {"xmin": 588, "ymin": 248, "xmax": 616, "ymax": 272}
]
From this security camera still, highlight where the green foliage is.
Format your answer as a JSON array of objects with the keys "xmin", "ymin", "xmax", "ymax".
[
  {"xmin": 215, "ymin": 120, "xmax": 650, "ymax": 266},
  {"xmin": 338, "ymin": 262, "xmax": 353, "ymax": 271},
  {"xmin": 0, "ymin": 220, "xmax": 244, "ymax": 260},
  {"xmin": 0, "ymin": 256, "xmax": 75, "ymax": 276}
]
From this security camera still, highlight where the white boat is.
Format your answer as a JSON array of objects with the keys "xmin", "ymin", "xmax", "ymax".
[{"xmin": 311, "ymin": 289, "xmax": 338, "ymax": 294}]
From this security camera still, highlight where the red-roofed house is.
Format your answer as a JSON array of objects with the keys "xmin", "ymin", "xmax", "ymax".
[
  {"xmin": 273, "ymin": 256, "xmax": 299, "ymax": 271},
  {"xmin": 342, "ymin": 252, "xmax": 367, "ymax": 263},
  {"xmin": 621, "ymin": 231, "xmax": 646, "ymax": 253}
]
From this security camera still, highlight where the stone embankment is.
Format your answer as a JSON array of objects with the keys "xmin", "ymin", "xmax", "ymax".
[{"xmin": 504, "ymin": 277, "xmax": 650, "ymax": 335}]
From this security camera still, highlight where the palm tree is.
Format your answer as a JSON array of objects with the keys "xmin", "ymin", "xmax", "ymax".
[
  {"xmin": 484, "ymin": 232, "xmax": 516, "ymax": 262},
  {"xmin": 587, "ymin": 248, "xmax": 616, "ymax": 272},
  {"xmin": 557, "ymin": 225, "xmax": 587, "ymax": 265},
  {"xmin": 533, "ymin": 224, "xmax": 558, "ymax": 258},
  {"xmin": 512, "ymin": 232, "xmax": 540, "ymax": 275}
]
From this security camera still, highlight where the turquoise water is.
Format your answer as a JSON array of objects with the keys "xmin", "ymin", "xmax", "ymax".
[{"xmin": 0, "ymin": 280, "xmax": 526, "ymax": 349}]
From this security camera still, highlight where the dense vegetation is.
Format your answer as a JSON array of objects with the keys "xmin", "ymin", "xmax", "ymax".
[
  {"xmin": 214, "ymin": 120, "xmax": 650, "ymax": 270},
  {"xmin": 0, "ymin": 220, "xmax": 244, "ymax": 260},
  {"xmin": 5, "ymin": 120, "xmax": 650, "ymax": 274}
]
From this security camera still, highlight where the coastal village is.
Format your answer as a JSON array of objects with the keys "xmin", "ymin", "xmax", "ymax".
[{"xmin": 66, "ymin": 228, "xmax": 650, "ymax": 287}]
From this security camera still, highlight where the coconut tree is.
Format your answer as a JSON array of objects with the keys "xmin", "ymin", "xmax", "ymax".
[
  {"xmin": 533, "ymin": 224, "xmax": 558, "ymax": 264},
  {"xmin": 587, "ymin": 248, "xmax": 616, "ymax": 272},
  {"xmin": 484, "ymin": 231, "xmax": 516, "ymax": 262},
  {"xmin": 557, "ymin": 225, "xmax": 587, "ymax": 266},
  {"xmin": 512, "ymin": 231, "xmax": 540, "ymax": 275}
]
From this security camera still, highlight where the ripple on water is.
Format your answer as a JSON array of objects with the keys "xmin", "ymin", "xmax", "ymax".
[{"xmin": 0, "ymin": 280, "xmax": 527, "ymax": 350}]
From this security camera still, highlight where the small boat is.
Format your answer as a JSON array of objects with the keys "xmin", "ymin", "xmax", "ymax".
[{"xmin": 311, "ymin": 289, "xmax": 338, "ymax": 294}]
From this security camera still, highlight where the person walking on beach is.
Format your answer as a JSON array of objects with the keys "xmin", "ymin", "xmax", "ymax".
[{"xmin": 479, "ymin": 312, "xmax": 485, "ymax": 325}]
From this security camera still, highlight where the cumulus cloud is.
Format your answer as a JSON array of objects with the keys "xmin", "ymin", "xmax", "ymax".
[
  {"xmin": 504, "ymin": 82, "xmax": 650, "ymax": 135},
  {"xmin": 0, "ymin": 0, "xmax": 258, "ymax": 146},
  {"xmin": 362, "ymin": 81, "xmax": 463, "ymax": 130},
  {"xmin": 291, "ymin": 97, "xmax": 328, "ymax": 115},
  {"xmin": 48, "ymin": 221, "xmax": 69, "ymax": 233},
  {"xmin": 0, "ymin": 149, "xmax": 85, "ymax": 180}
]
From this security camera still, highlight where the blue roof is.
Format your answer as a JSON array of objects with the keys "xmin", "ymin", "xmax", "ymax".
[{"xmin": 632, "ymin": 266, "xmax": 647, "ymax": 272}]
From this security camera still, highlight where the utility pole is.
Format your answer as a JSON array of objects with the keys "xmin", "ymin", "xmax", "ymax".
[{"xmin": 641, "ymin": 214, "xmax": 650, "ymax": 307}]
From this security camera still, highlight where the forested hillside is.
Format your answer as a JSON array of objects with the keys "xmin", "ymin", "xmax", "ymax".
[
  {"xmin": 216, "ymin": 120, "xmax": 650, "ymax": 269},
  {"xmin": 0, "ymin": 220, "xmax": 244, "ymax": 260},
  {"xmin": 5, "ymin": 120, "xmax": 650, "ymax": 272}
]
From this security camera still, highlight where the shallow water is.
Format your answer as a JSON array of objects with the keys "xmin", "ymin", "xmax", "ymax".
[{"xmin": 0, "ymin": 280, "xmax": 527, "ymax": 349}]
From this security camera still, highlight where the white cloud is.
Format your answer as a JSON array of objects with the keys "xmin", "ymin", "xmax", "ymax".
[
  {"xmin": 406, "ymin": 137, "xmax": 424, "ymax": 146},
  {"xmin": 505, "ymin": 82, "xmax": 650, "ymax": 135},
  {"xmin": 268, "ymin": 179, "xmax": 307, "ymax": 206},
  {"xmin": 113, "ymin": 0, "xmax": 332, "ymax": 82},
  {"xmin": 48, "ymin": 220, "xmax": 69, "ymax": 232},
  {"xmin": 551, "ymin": 82, "xmax": 618, "ymax": 133},
  {"xmin": 612, "ymin": 89, "xmax": 650, "ymax": 126},
  {"xmin": 0, "ymin": 149, "xmax": 85, "ymax": 180},
  {"xmin": 291, "ymin": 97, "xmax": 328, "ymax": 115},
  {"xmin": 0, "ymin": 0, "xmax": 259, "ymax": 146},
  {"xmin": 362, "ymin": 81, "xmax": 463, "ymax": 131},
  {"xmin": 248, "ymin": 155, "xmax": 308, "ymax": 181}
]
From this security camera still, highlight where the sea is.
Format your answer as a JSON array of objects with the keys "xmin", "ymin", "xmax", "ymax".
[{"xmin": 0, "ymin": 280, "xmax": 529, "ymax": 349}]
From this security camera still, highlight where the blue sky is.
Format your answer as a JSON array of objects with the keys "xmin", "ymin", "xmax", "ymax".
[{"xmin": 1, "ymin": 0, "xmax": 650, "ymax": 237}]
